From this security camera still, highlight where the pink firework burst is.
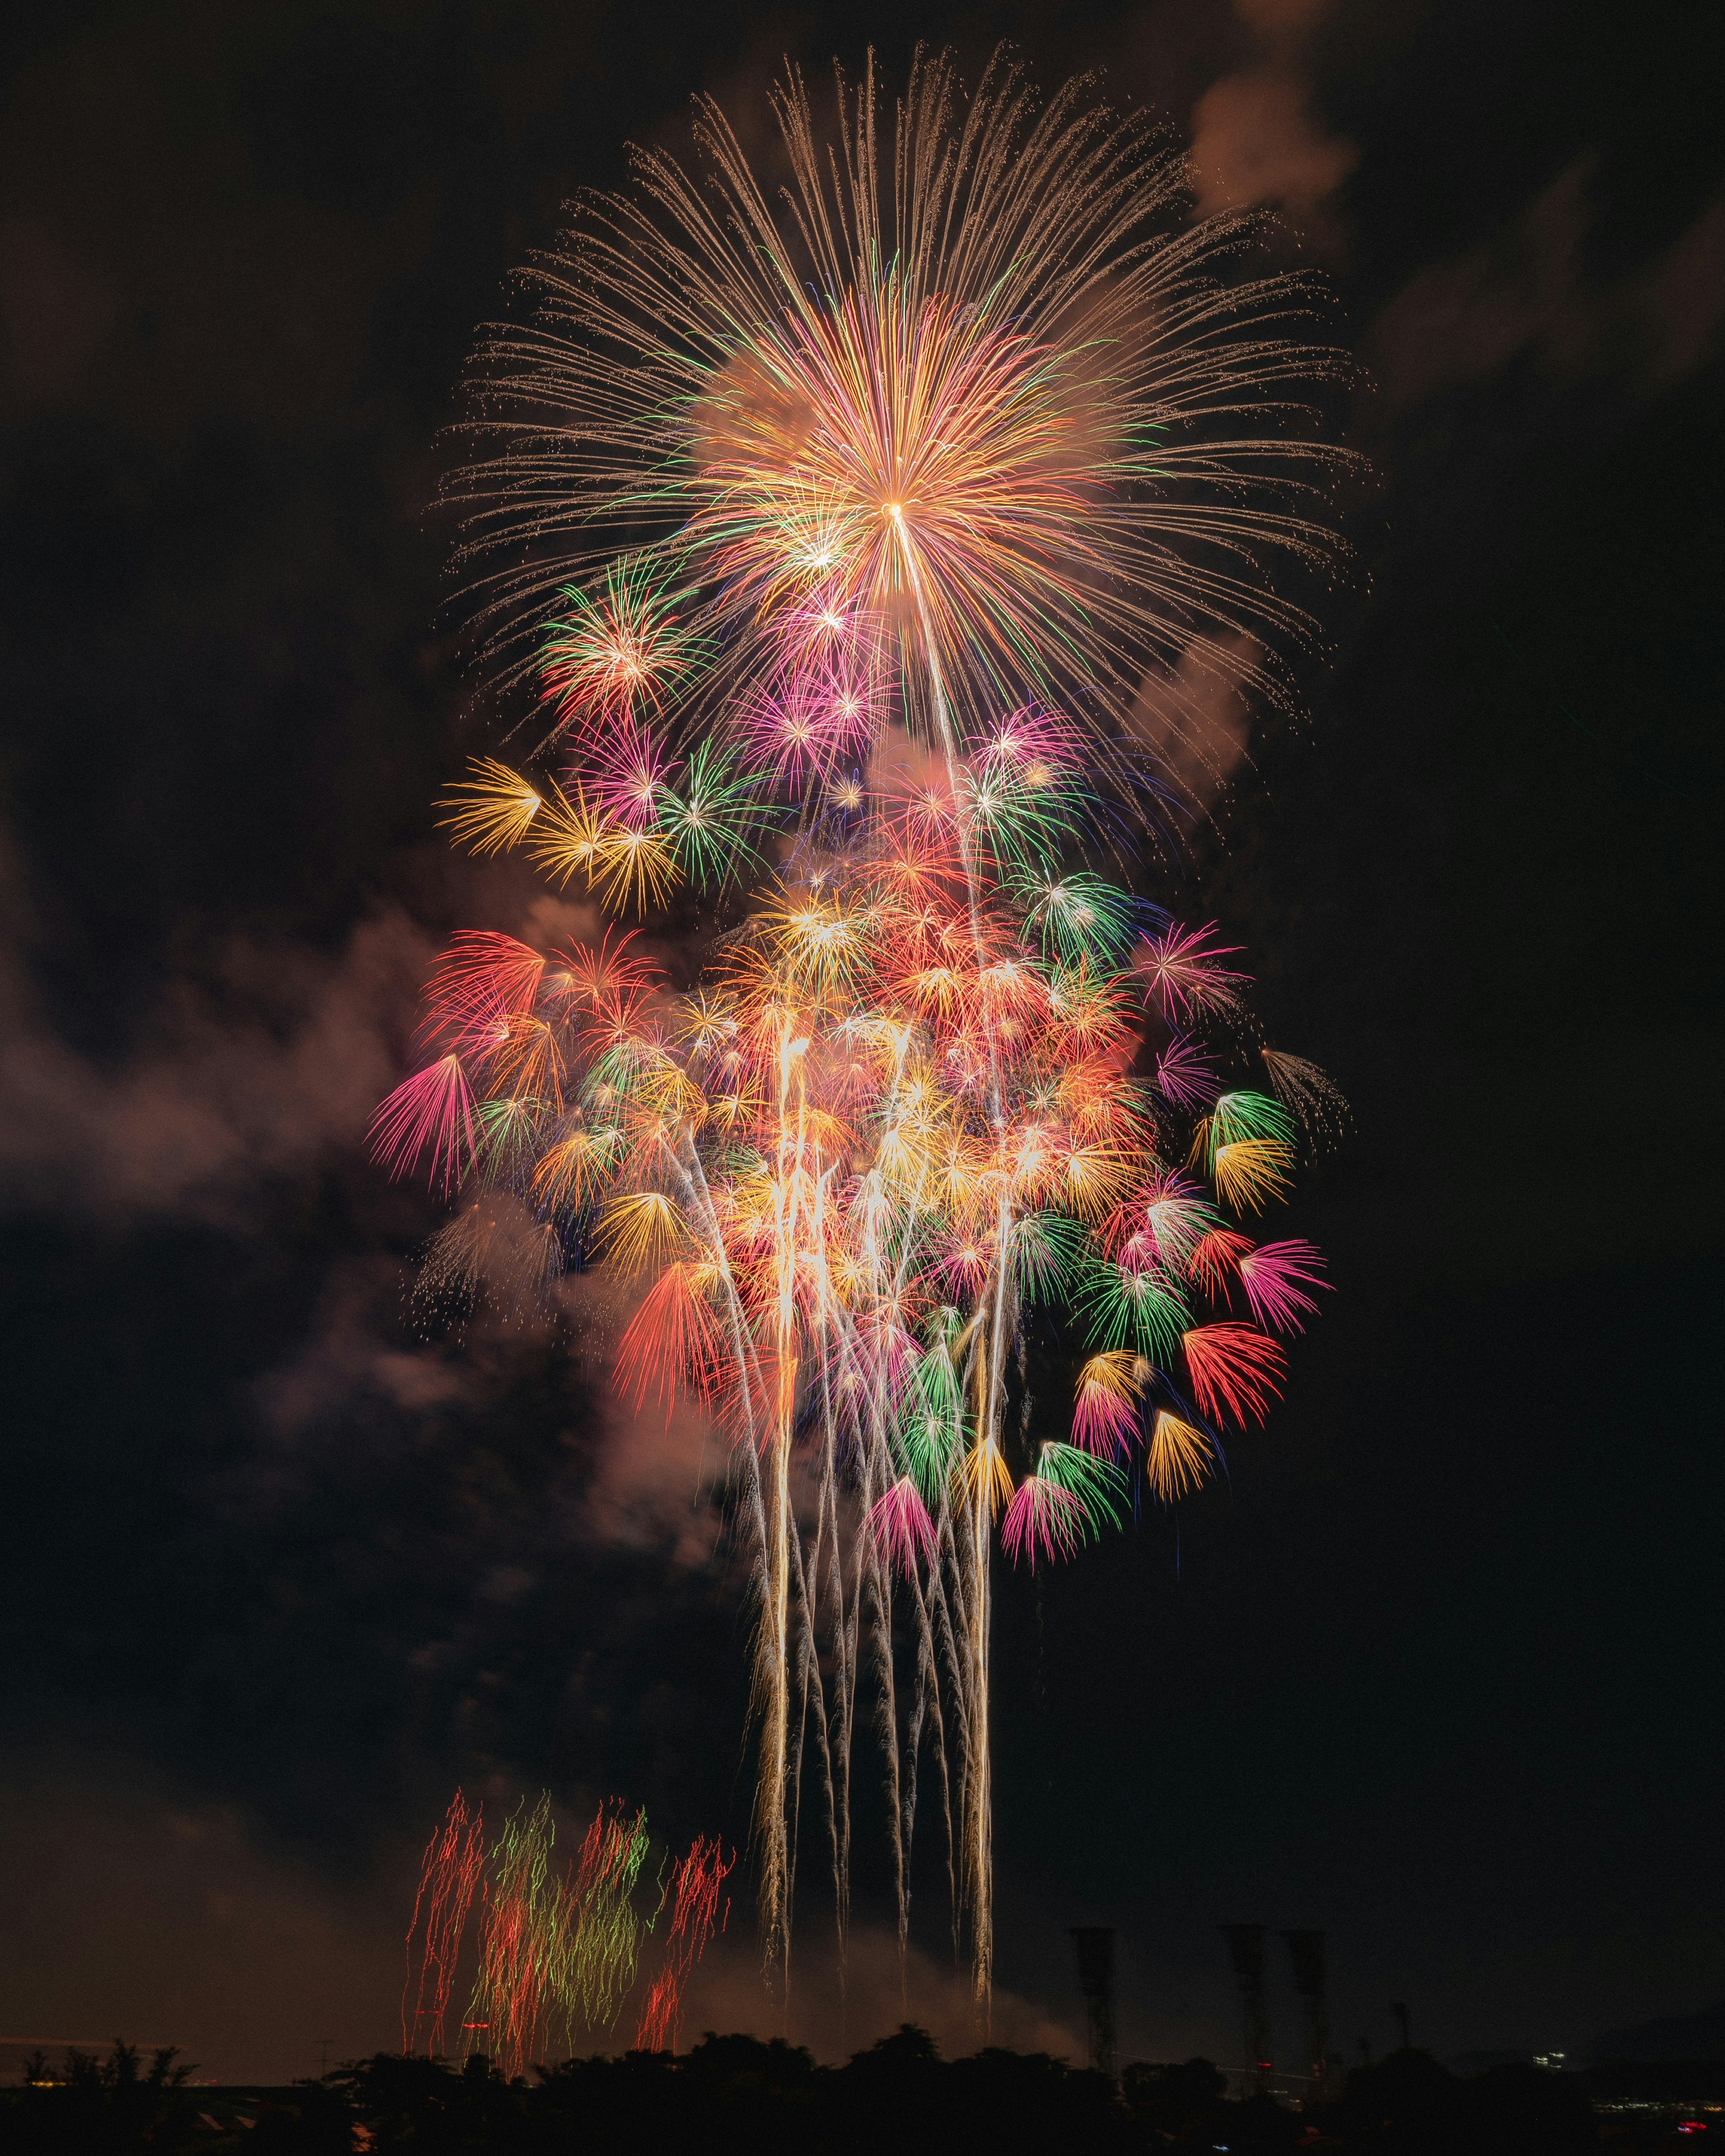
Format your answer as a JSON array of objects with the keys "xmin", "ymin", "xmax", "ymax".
[
  {"xmin": 371, "ymin": 1055, "xmax": 479, "ymax": 1193},
  {"xmin": 1237, "ymin": 1238, "xmax": 1330, "ymax": 1333},
  {"xmin": 587, "ymin": 715, "xmax": 668, "ymax": 829},
  {"xmin": 734, "ymin": 670, "xmax": 854, "ymax": 791},
  {"xmin": 1135, "ymin": 923, "xmax": 1249, "ymax": 1021},
  {"xmin": 1071, "ymin": 1378, "xmax": 1140, "ymax": 1459},
  {"xmin": 1000, "ymin": 1476, "xmax": 1086, "ymax": 1570},
  {"xmin": 932, "ymin": 1233, "xmax": 996, "ymax": 1297},
  {"xmin": 974, "ymin": 704, "xmax": 1084, "ymax": 789},
  {"xmin": 1154, "ymin": 1033, "xmax": 1219, "ymax": 1109},
  {"xmin": 867, "ymin": 1476, "xmax": 938, "ymax": 1577}
]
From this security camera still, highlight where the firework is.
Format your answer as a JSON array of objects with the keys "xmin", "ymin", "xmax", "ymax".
[
  {"xmin": 403, "ymin": 1789, "xmax": 486, "ymax": 2056},
  {"xmin": 1236, "ymin": 1237, "xmax": 1330, "ymax": 1333},
  {"xmin": 377, "ymin": 47, "xmax": 1353, "ymax": 2026},
  {"xmin": 465, "ymin": 1794, "xmax": 571, "ymax": 2076},
  {"xmin": 407, "ymin": 1792, "xmax": 731, "ymax": 2076},
  {"xmin": 1260, "ymin": 1047, "xmax": 1353, "ymax": 1152},
  {"xmin": 634, "ymin": 1838, "xmax": 735, "ymax": 2053},
  {"xmin": 565, "ymin": 1800, "xmax": 653, "ymax": 2032}
]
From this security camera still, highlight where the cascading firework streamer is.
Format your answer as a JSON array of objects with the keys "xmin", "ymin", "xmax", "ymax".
[{"xmin": 375, "ymin": 49, "xmax": 1355, "ymax": 2026}]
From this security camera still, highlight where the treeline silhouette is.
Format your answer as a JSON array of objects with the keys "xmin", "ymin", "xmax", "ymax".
[{"xmin": 3, "ymin": 2026, "xmax": 1614, "ymax": 2154}]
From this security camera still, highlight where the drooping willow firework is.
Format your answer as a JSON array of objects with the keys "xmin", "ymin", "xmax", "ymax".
[
  {"xmin": 376, "ymin": 48, "xmax": 1353, "ymax": 2025},
  {"xmin": 404, "ymin": 1790, "xmax": 734, "ymax": 2074}
]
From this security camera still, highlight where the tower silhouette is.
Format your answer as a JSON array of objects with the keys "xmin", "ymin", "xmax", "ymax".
[
  {"xmin": 1282, "ymin": 1931, "xmax": 1331, "ymax": 2100},
  {"xmin": 1070, "ymin": 1927, "xmax": 1117, "ymax": 2080},
  {"xmin": 1221, "ymin": 1925, "xmax": 1272, "ymax": 2094}
]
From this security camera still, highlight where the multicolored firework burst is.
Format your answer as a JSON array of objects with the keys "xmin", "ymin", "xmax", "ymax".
[{"xmin": 376, "ymin": 50, "xmax": 1353, "ymax": 2025}]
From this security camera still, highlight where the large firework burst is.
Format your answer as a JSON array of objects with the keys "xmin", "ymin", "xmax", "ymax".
[{"xmin": 376, "ymin": 48, "xmax": 1354, "ymax": 2026}]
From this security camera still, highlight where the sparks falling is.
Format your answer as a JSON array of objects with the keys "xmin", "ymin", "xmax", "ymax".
[
  {"xmin": 404, "ymin": 1791, "xmax": 733, "ymax": 2078},
  {"xmin": 377, "ymin": 47, "xmax": 1353, "ymax": 2026}
]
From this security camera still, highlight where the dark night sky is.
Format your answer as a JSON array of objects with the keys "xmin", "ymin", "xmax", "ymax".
[{"xmin": 2, "ymin": 0, "xmax": 1721, "ymax": 2090}]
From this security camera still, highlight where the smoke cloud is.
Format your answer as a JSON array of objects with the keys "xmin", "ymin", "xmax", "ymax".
[
  {"xmin": 1188, "ymin": 72, "xmax": 1357, "ymax": 232},
  {"xmin": 1372, "ymin": 164, "xmax": 1725, "ymax": 406},
  {"xmin": 0, "ymin": 876, "xmax": 433, "ymax": 1226},
  {"xmin": 1127, "ymin": 634, "xmax": 1262, "ymax": 813}
]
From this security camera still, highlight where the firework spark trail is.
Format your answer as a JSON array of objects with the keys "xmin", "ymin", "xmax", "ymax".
[
  {"xmin": 403, "ymin": 1790, "xmax": 486, "ymax": 2056},
  {"xmin": 408, "ymin": 1792, "xmax": 731, "ymax": 2072},
  {"xmin": 565, "ymin": 1799, "xmax": 653, "ymax": 2034},
  {"xmin": 378, "ymin": 47, "xmax": 1354, "ymax": 2026},
  {"xmin": 633, "ymin": 1838, "xmax": 735, "ymax": 2053},
  {"xmin": 464, "ymin": 1795, "xmax": 566, "ymax": 2077}
]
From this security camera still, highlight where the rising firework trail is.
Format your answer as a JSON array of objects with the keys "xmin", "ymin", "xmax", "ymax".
[{"xmin": 376, "ymin": 47, "xmax": 1353, "ymax": 2026}]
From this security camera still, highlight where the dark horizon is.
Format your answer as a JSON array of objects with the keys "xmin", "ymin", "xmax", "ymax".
[{"xmin": 2, "ymin": 0, "xmax": 1721, "ymax": 2091}]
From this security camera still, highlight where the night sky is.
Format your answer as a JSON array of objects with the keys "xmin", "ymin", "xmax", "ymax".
[{"xmin": 2, "ymin": 0, "xmax": 1721, "ymax": 2090}]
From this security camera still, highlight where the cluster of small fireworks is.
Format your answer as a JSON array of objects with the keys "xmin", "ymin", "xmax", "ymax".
[
  {"xmin": 376, "ymin": 50, "xmax": 1353, "ymax": 2017},
  {"xmin": 404, "ymin": 1791, "xmax": 732, "ymax": 2076}
]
